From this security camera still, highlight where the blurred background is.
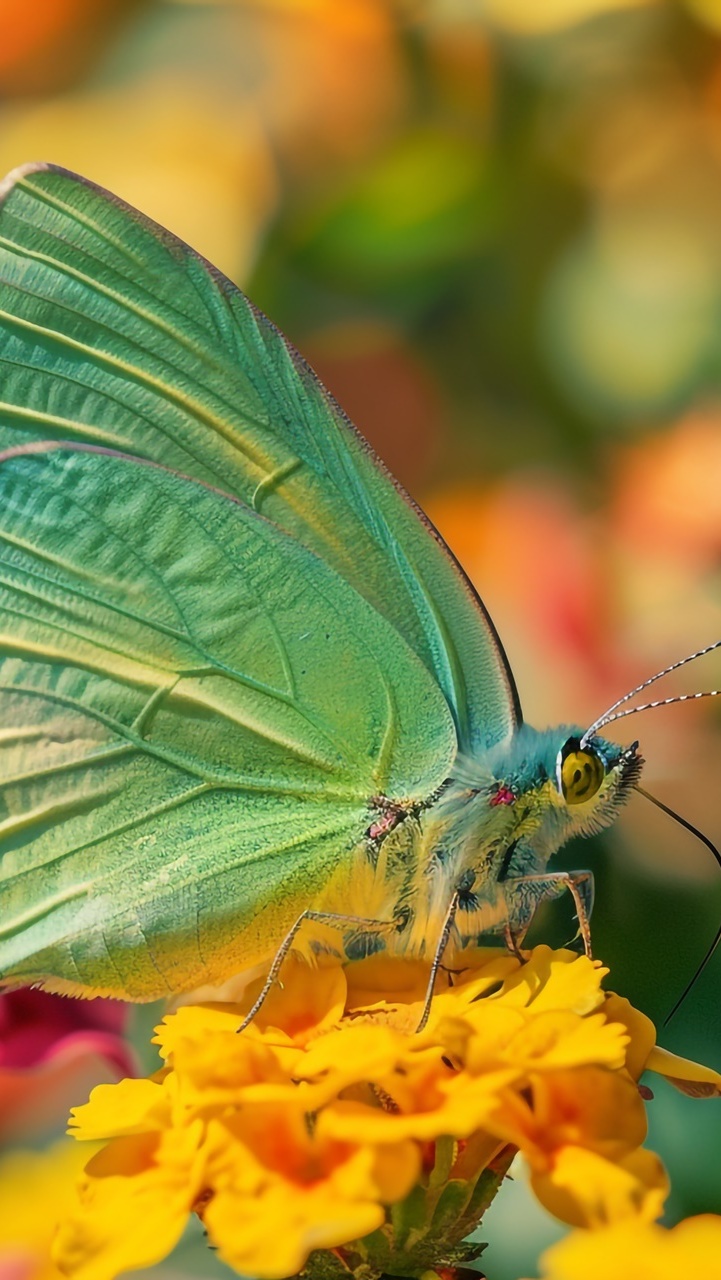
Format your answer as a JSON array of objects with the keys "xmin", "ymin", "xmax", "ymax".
[{"xmin": 1, "ymin": 2, "xmax": 720, "ymax": 1278}]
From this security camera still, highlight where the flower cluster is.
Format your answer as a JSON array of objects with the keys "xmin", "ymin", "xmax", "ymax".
[{"xmin": 53, "ymin": 946, "xmax": 721, "ymax": 1280}]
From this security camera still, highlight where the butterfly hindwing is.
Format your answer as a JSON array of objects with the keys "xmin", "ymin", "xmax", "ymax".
[{"xmin": 0, "ymin": 447, "xmax": 455, "ymax": 997}]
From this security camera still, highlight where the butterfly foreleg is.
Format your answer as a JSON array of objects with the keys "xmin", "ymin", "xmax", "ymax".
[
  {"xmin": 237, "ymin": 909, "xmax": 397, "ymax": 1032},
  {"xmin": 501, "ymin": 870, "xmax": 595, "ymax": 958}
]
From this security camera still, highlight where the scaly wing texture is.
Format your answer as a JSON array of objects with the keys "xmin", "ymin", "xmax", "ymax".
[
  {"xmin": 0, "ymin": 447, "xmax": 455, "ymax": 997},
  {"xmin": 0, "ymin": 163, "xmax": 521, "ymax": 752}
]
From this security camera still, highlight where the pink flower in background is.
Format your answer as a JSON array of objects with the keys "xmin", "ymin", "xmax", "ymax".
[
  {"xmin": 0, "ymin": 1258, "xmax": 34, "ymax": 1280},
  {"xmin": 0, "ymin": 990, "xmax": 135, "ymax": 1143}
]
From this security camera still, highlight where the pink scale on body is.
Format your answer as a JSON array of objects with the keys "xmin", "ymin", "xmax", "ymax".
[{"xmin": 489, "ymin": 786, "xmax": 516, "ymax": 807}]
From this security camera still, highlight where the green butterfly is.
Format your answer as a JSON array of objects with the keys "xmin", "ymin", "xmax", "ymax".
[{"xmin": 0, "ymin": 163, "xmax": 646, "ymax": 1004}]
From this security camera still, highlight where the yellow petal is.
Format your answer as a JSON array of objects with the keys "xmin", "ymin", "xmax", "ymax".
[
  {"xmin": 240, "ymin": 958, "xmax": 348, "ymax": 1045},
  {"xmin": 503, "ymin": 1067, "xmax": 647, "ymax": 1165},
  {"xmin": 320, "ymin": 1069, "xmax": 519, "ymax": 1143},
  {"xmin": 502, "ymin": 1011, "xmax": 628, "ymax": 1074},
  {"xmin": 368, "ymin": 1140, "xmax": 422, "ymax": 1204},
  {"xmin": 53, "ymin": 1123, "xmax": 205, "ymax": 1280},
  {"xmin": 200, "ymin": 1116, "xmax": 417, "ymax": 1280},
  {"xmin": 448, "ymin": 947, "xmax": 522, "ymax": 990},
  {"xmin": 155, "ymin": 1006, "xmax": 318, "ymax": 1110},
  {"xmin": 205, "ymin": 1177, "xmax": 384, "ymax": 1280},
  {"xmin": 443, "ymin": 1005, "xmax": 627, "ymax": 1076},
  {"xmin": 602, "ymin": 994, "xmax": 656, "ymax": 1081},
  {"xmin": 438, "ymin": 1003, "xmax": 526, "ymax": 1068},
  {"xmin": 294, "ymin": 1023, "xmax": 412, "ymax": 1088},
  {"xmin": 530, "ymin": 1144, "xmax": 668, "ymax": 1228},
  {"xmin": 68, "ymin": 1079, "xmax": 170, "ymax": 1142},
  {"xmin": 498, "ymin": 948, "xmax": 608, "ymax": 1016},
  {"xmin": 201, "ymin": 1105, "xmax": 416, "ymax": 1205},
  {"xmin": 154, "ymin": 1003, "xmax": 258, "ymax": 1058},
  {"xmin": 344, "ymin": 954, "xmax": 432, "ymax": 1010},
  {"xmin": 170, "ymin": 1032, "xmax": 292, "ymax": 1107},
  {"xmin": 425, "ymin": 951, "xmax": 522, "ymax": 1018},
  {"xmin": 645, "ymin": 1045, "xmax": 721, "ymax": 1097},
  {"xmin": 538, "ymin": 1214, "xmax": 721, "ymax": 1280}
]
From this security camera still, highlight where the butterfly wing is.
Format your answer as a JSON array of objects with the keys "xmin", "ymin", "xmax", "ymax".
[
  {"xmin": 0, "ymin": 163, "xmax": 521, "ymax": 998},
  {"xmin": 0, "ymin": 163, "xmax": 521, "ymax": 753},
  {"xmin": 0, "ymin": 445, "xmax": 456, "ymax": 997}
]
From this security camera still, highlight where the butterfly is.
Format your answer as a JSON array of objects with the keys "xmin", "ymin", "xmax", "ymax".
[{"xmin": 0, "ymin": 162, "xmax": 709, "ymax": 1012}]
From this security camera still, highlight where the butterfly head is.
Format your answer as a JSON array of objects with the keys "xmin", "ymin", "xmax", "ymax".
[
  {"xmin": 553, "ymin": 731, "xmax": 643, "ymax": 832},
  {"xmin": 450, "ymin": 724, "xmax": 643, "ymax": 850}
]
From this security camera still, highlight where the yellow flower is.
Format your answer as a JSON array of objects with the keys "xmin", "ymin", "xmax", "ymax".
[
  {"xmin": 56, "ymin": 1125, "xmax": 207, "ymax": 1280},
  {"xmin": 0, "ymin": 1140, "xmax": 94, "ymax": 1280},
  {"xmin": 54, "ymin": 946, "xmax": 721, "ymax": 1280},
  {"xmin": 535, "ymin": 1214, "xmax": 721, "ymax": 1280},
  {"xmin": 202, "ymin": 1109, "xmax": 419, "ymax": 1280}
]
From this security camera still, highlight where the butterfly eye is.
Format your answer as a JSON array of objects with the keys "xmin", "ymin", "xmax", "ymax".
[{"xmin": 556, "ymin": 738, "xmax": 605, "ymax": 806}]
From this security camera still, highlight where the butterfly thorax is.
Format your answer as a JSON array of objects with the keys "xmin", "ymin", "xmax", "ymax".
[{"xmin": 353, "ymin": 723, "xmax": 642, "ymax": 963}]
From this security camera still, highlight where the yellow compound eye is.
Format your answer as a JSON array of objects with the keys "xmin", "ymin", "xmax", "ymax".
[{"xmin": 556, "ymin": 738, "xmax": 605, "ymax": 806}]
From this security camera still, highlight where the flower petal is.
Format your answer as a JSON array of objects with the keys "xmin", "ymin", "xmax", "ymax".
[
  {"xmin": 240, "ymin": 959, "xmax": 348, "ymax": 1045},
  {"xmin": 50, "ymin": 944, "xmax": 721, "ymax": 1280},
  {"xmin": 53, "ymin": 1124, "xmax": 205, "ymax": 1280},
  {"xmin": 645, "ymin": 1045, "xmax": 721, "ymax": 1097},
  {"xmin": 537, "ymin": 1214, "xmax": 721, "ymax": 1280},
  {"xmin": 497, "ymin": 948, "xmax": 608, "ymax": 1016},
  {"xmin": 320, "ymin": 1069, "xmax": 519, "ymax": 1143},
  {"xmin": 205, "ymin": 1178, "xmax": 384, "ymax": 1280},
  {"xmin": 530, "ymin": 1145, "xmax": 668, "ymax": 1228},
  {"xmin": 68, "ymin": 1079, "xmax": 169, "ymax": 1141},
  {"xmin": 602, "ymin": 994, "xmax": 656, "ymax": 1082}
]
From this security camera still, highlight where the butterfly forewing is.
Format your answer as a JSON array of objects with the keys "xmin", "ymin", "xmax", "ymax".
[{"xmin": 0, "ymin": 163, "xmax": 520, "ymax": 752}]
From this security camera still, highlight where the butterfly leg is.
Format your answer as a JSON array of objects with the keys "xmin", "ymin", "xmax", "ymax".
[
  {"xmin": 502, "ymin": 870, "xmax": 595, "ymax": 957},
  {"xmin": 238, "ymin": 909, "xmax": 397, "ymax": 1032},
  {"xmin": 415, "ymin": 889, "xmax": 461, "ymax": 1034},
  {"xmin": 415, "ymin": 865, "xmax": 480, "ymax": 1033}
]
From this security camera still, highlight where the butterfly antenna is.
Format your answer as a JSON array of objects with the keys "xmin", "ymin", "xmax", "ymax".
[
  {"xmin": 583, "ymin": 689, "xmax": 721, "ymax": 739},
  {"xmin": 581, "ymin": 640, "xmax": 721, "ymax": 747},
  {"xmin": 634, "ymin": 783, "xmax": 721, "ymax": 1024}
]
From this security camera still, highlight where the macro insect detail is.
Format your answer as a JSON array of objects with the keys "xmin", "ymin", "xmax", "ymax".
[{"xmin": 0, "ymin": 163, "xmax": 717, "ymax": 1016}]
